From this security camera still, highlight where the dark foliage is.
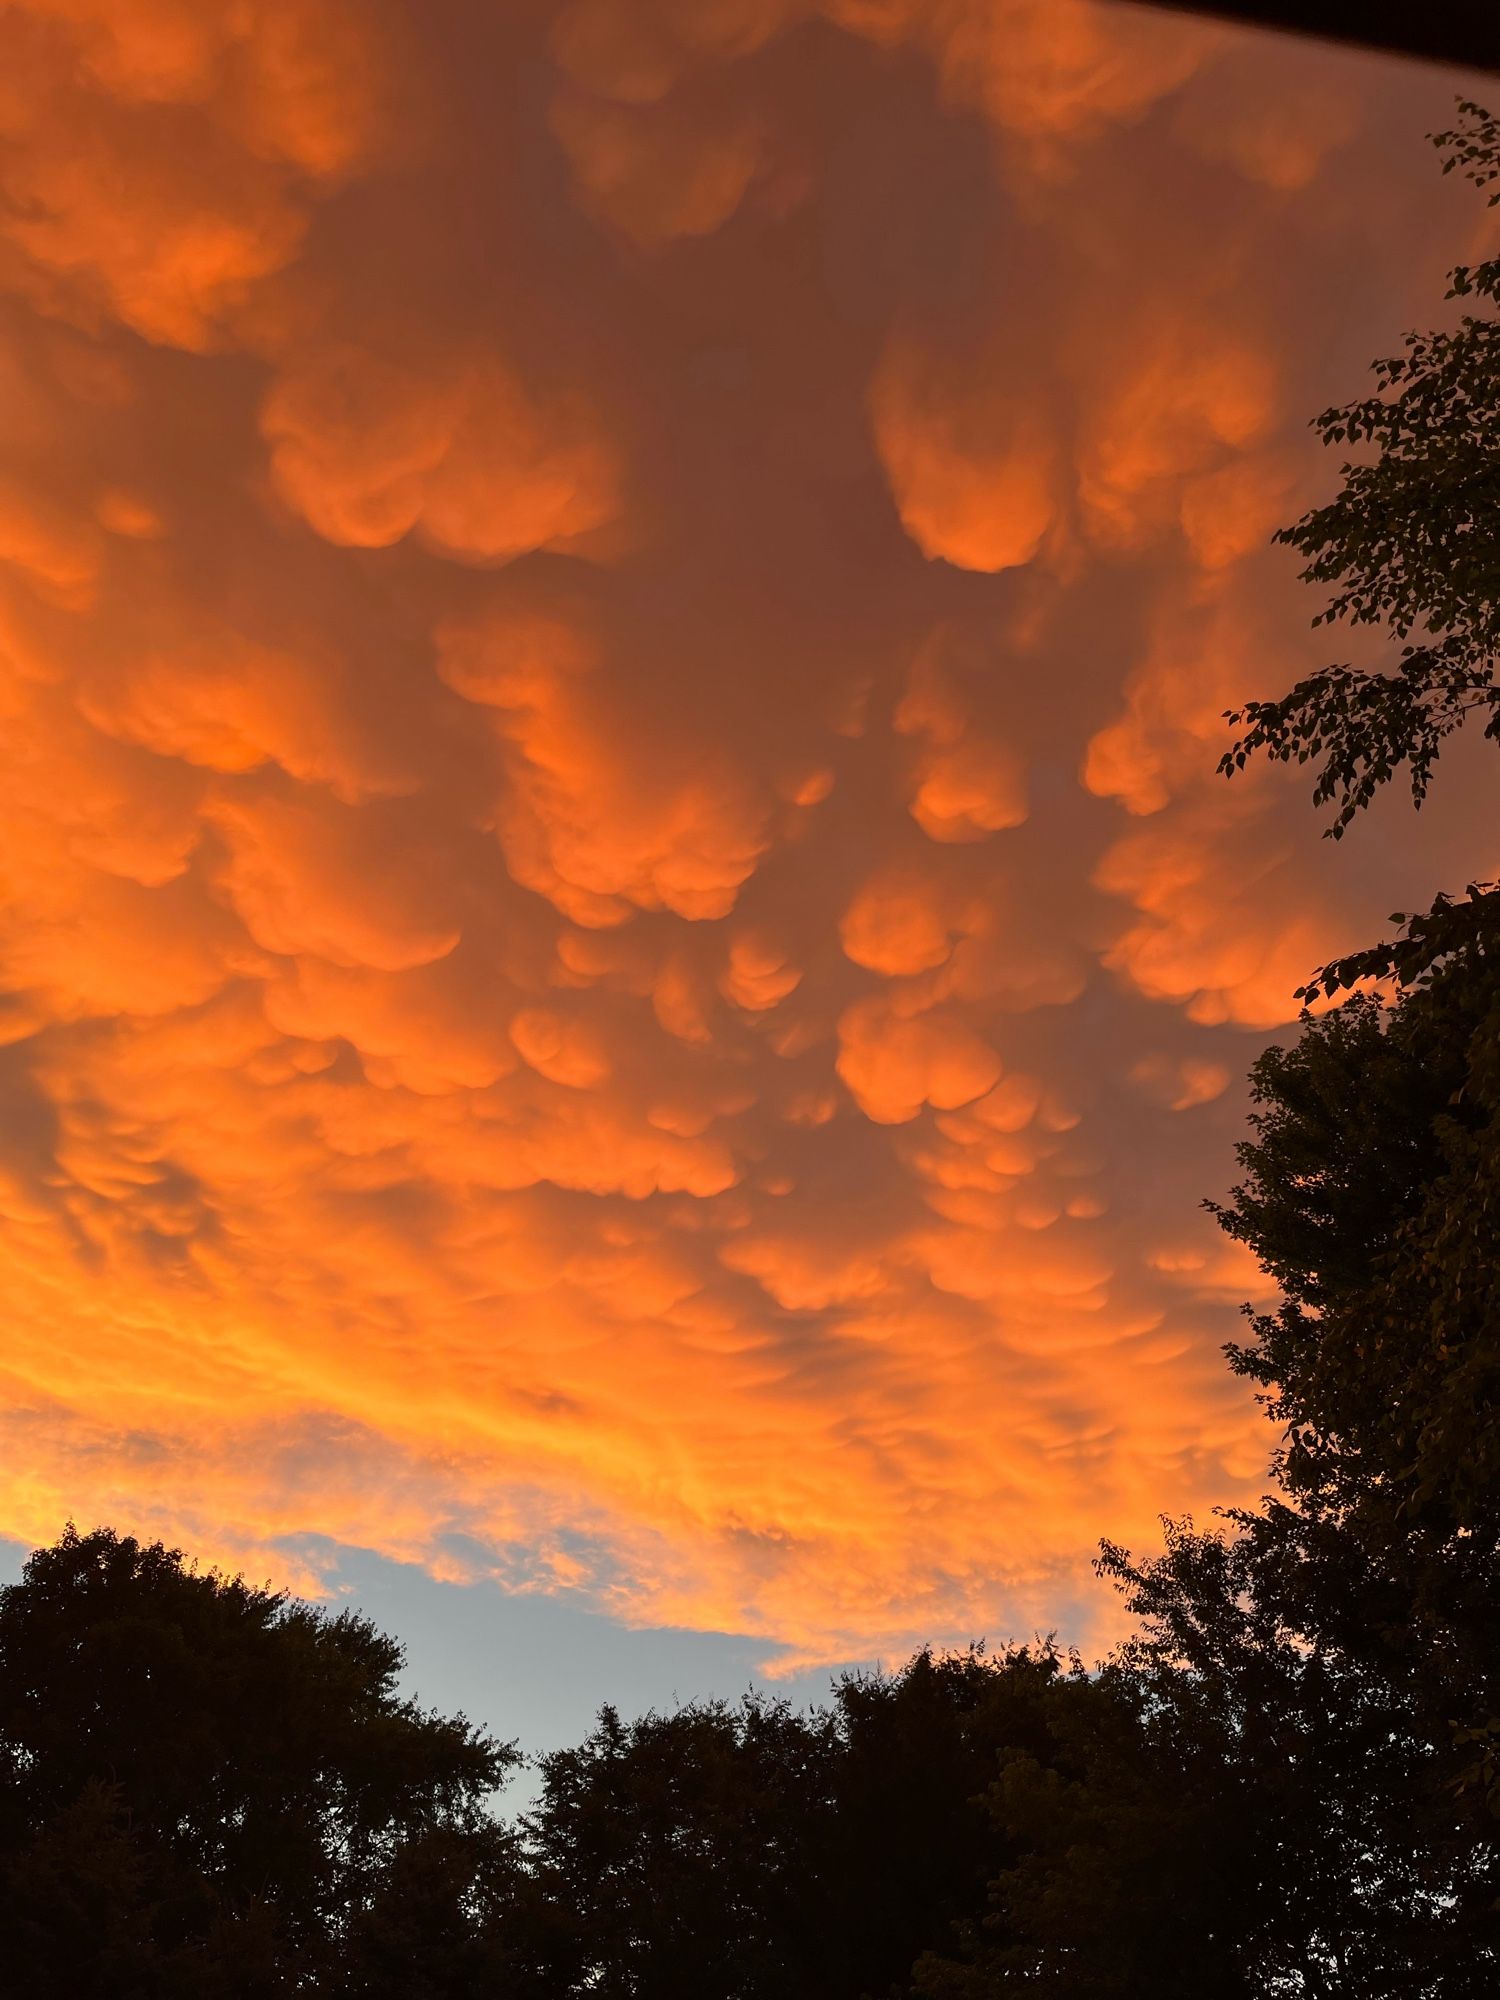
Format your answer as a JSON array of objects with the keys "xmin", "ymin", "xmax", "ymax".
[
  {"xmin": 497, "ymin": 1642, "xmax": 1224, "ymax": 2000},
  {"xmin": 1060, "ymin": 908, "xmax": 1500, "ymax": 1998},
  {"xmin": 0, "ymin": 1525, "xmax": 517, "ymax": 1997},
  {"xmin": 0, "ymin": 1553, "xmax": 1230, "ymax": 1999},
  {"xmin": 909, "ymin": 1656, "xmax": 1255, "ymax": 2000},
  {"xmin": 1215, "ymin": 943, "xmax": 1500, "ymax": 1536},
  {"xmin": 909, "ymin": 908, "xmax": 1500, "ymax": 1996},
  {"xmin": 1096, "ymin": 1512, "xmax": 1498, "ymax": 2000},
  {"xmin": 1220, "ymin": 101, "xmax": 1500, "ymax": 836}
]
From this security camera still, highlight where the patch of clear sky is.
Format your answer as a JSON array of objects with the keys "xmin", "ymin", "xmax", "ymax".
[{"xmin": 0, "ymin": 1537, "xmax": 866, "ymax": 1814}]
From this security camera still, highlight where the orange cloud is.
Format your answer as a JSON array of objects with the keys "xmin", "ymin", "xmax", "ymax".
[
  {"xmin": 0, "ymin": 0, "xmax": 1487, "ymax": 1678},
  {"xmin": 263, "ymin": 344, "xmax": 621, "ymax": 562},
  {"xmin": 1172, "ymin": 38, "xmax": 1360, "ymax": 192},
  {"xmin": 1094, "ymin": 799, "xmax": 1366, "ymax": 1028},
  {"xmin": 1081, "ymin": 581, "xmax": 1270, "ymax": 817},
  {"xmin": 208, "ymin": 794, "xmax": 464, "ymax": 974},
  {"xmin": 550, "ymin": 85, "xmax": 767, "ymax": 248},
  {"xmin": 720, "ymin": 930, "xmax": 802, "ymax": 1011},
  {"xmin": 1077, "ymin": 318, "xmax": 1277, "ymax": 548},
  {"xmin": 0, "ymin": 0, "xmax": 397, "ymax": 348},
  {"xmin": 895, "ymin": 635, "xmax": 1028, "ymax": 841},
  {"xmin": 872, "ymin": 340, "xmax": 1059, "ymax": 573},
  {"xmin": 553, "ymin": 0, "xmax": 799, "ymax": 103},
  {"xmin": 827, "ymin": 0, "xmax": 1211, "ymax": 145},
  {"xmin": 836, "ymin": 995, "xmax": 1001, "ymax": 1123},
  {"xmin": 437, "ymin": 601, "xmax": 770, "ymax": 923},
  {"xmin": 841, "ymin": 863, "xmax": 957, "ymax": 975}
]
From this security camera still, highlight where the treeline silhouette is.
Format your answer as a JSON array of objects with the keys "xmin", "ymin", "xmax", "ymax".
[{"xmin": 3, "ymin": 103, "xmax": 1498, "ymax": 2000}]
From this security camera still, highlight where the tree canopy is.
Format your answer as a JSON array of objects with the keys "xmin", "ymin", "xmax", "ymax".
[
  {"xmin": 0, "ymin": 1525, "xmax": 517, "ymax": 1997},
  {"xmin": 1221, "ymin": 100, "xmax": 1500, "ymax": 837}
]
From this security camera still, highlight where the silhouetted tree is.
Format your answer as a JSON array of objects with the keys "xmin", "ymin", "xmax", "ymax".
[
  {"xmin": 1068, "ymin": 905, "xmax": 1500, "ymax": 1995},
  {"xmin": 0, "ymin": 1526, "xmax": 516, "ymax": 1997},
  {"xmin": 502, "ymin": 1643, "xmax": 1210, "ymax": 2000},
  {"xmin": 1094, "ymin": 1515, "xmax": 1494, "ymax": 1999},
  {"xmin": 335, "ymin": 1823, "xmax": 532, "ymax": 2000},
  {"xmin": 910, "ymin": 1656, "xmax": 1255, "ymax": 1999},
  {"xmin": 1222, "ymin": 100, "xmax": 1500, "ymax": 837},
  {"xmin": 1104, "ymin": 99, "xmax": 1500, "ymax": 1990},
  {"xmin": 1215, "ymin": 948, "xmax": 1500, "ymax": 1544},
  {"xmin": 508, "ymin": 1691, "xmax": 838, "ymax": 1998},
  {"xmin": 827, "ymin": 1645, "xmax": 1095, "ymax": 1995}
]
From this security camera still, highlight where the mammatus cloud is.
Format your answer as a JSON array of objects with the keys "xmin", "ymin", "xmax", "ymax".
[
  {"xmin": 263, "ymin": 346, "xmax": 621, "ymax": 561},
  {"xmin": 0, "ymin": 0, "xmax": 1489, "ymax": 1668}
]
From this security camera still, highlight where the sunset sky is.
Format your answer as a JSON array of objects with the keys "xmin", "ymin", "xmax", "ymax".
[{"xmin": 0, "ymin": 0, "xmax": 1493, "ymax": 1754}]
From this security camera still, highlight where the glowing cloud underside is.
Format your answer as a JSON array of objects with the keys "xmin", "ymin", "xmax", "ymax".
[{"xmin": 0, "ymin": 0, "xmax": 1488, "ymax": 1667}]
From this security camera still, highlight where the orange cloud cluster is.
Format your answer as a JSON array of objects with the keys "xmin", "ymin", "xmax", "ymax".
[{"xmin": 0, "ymin": 0, "xmax": 1490, "ymax": 1668}]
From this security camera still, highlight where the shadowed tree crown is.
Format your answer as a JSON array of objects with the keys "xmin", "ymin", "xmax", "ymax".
[
  {"xmin": 0, "ymin": 1525, "xmax": 516, "ymax": 1997},
  {"xmin": 1222, "ymin": 99, "xmax": 1500, "ymax": 837}
]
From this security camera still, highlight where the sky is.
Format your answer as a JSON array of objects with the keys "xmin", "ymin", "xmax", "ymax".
[{"xmin": 0, "ymin": 0, "xmax": 1494, "ymax": 1760}]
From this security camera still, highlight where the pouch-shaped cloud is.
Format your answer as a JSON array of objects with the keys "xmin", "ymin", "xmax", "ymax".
[
  {"xmin": 1095, "ymin": 807, "xmax": 1344, "ymax": 1028},
  {"xmin": 1078, "ymin": 317, "xmax": 1277, "ymax": 547},
  {"xmin": 841, "ymin": 864, "xmax": 958, "ymax": 975},
  {"xmin": 264, "ymin": 344, "xmax": 620, "ymax": 561},
  {"xmin": 0, "ymin": 0, "xmax": 1489, "ymax": 1674},
  {"xmin": 209, "ymin": 794, "xmax": 464, "ymax": 973},
  {"xmin": 1129, "ymin": 1052, "xmax": 1231, "ymax": 1111},
  {"xmin": 267, "ymin": 956, "xmax": 517, "ymax": 1095},
  {"xmin": 1082, "ymin": 578, "xmax": 1283, "ymax": 817},
  {"xmin": 437, "ymin": 602, "xmax": 770, "ymax": 923},
  {"xmin": 1172, "ymin": 38, "xmax": 1361, "ymax": 192},
  {"xmin": 550, "ymin": 85, "xmax": 767, "ymax": 248},
  {"xmin": 547, "ymin": 0, "xmax": 808, "ymax": 244},
  {"xmin": 552, "ymin": 0, "xmax": 800, "ymax": 103},
  {"xmin": 0, "ymin": 0, "xmax": 395, "ymax": 347},
  {"xmin": 826, "ymin": 0, "xmax": 1210, "ymax": 144},
  {"xmin": 836, "ymin": 995, "xmax": 1001, "ymax": 1123},
  {"xmin": 720, "ymin": 930, "xmax": 802, "ymax": 1011},
  {"xmin": 895, "ymin": 634, "xmax": 1028, "ymax": 840},
  {"xmin": 78, "ymin": 627, "xmax": 405, "ymax": 803},
  {"xmin": 871, "ymin": 338, "xmax": 1059, "ymax": 573}
]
